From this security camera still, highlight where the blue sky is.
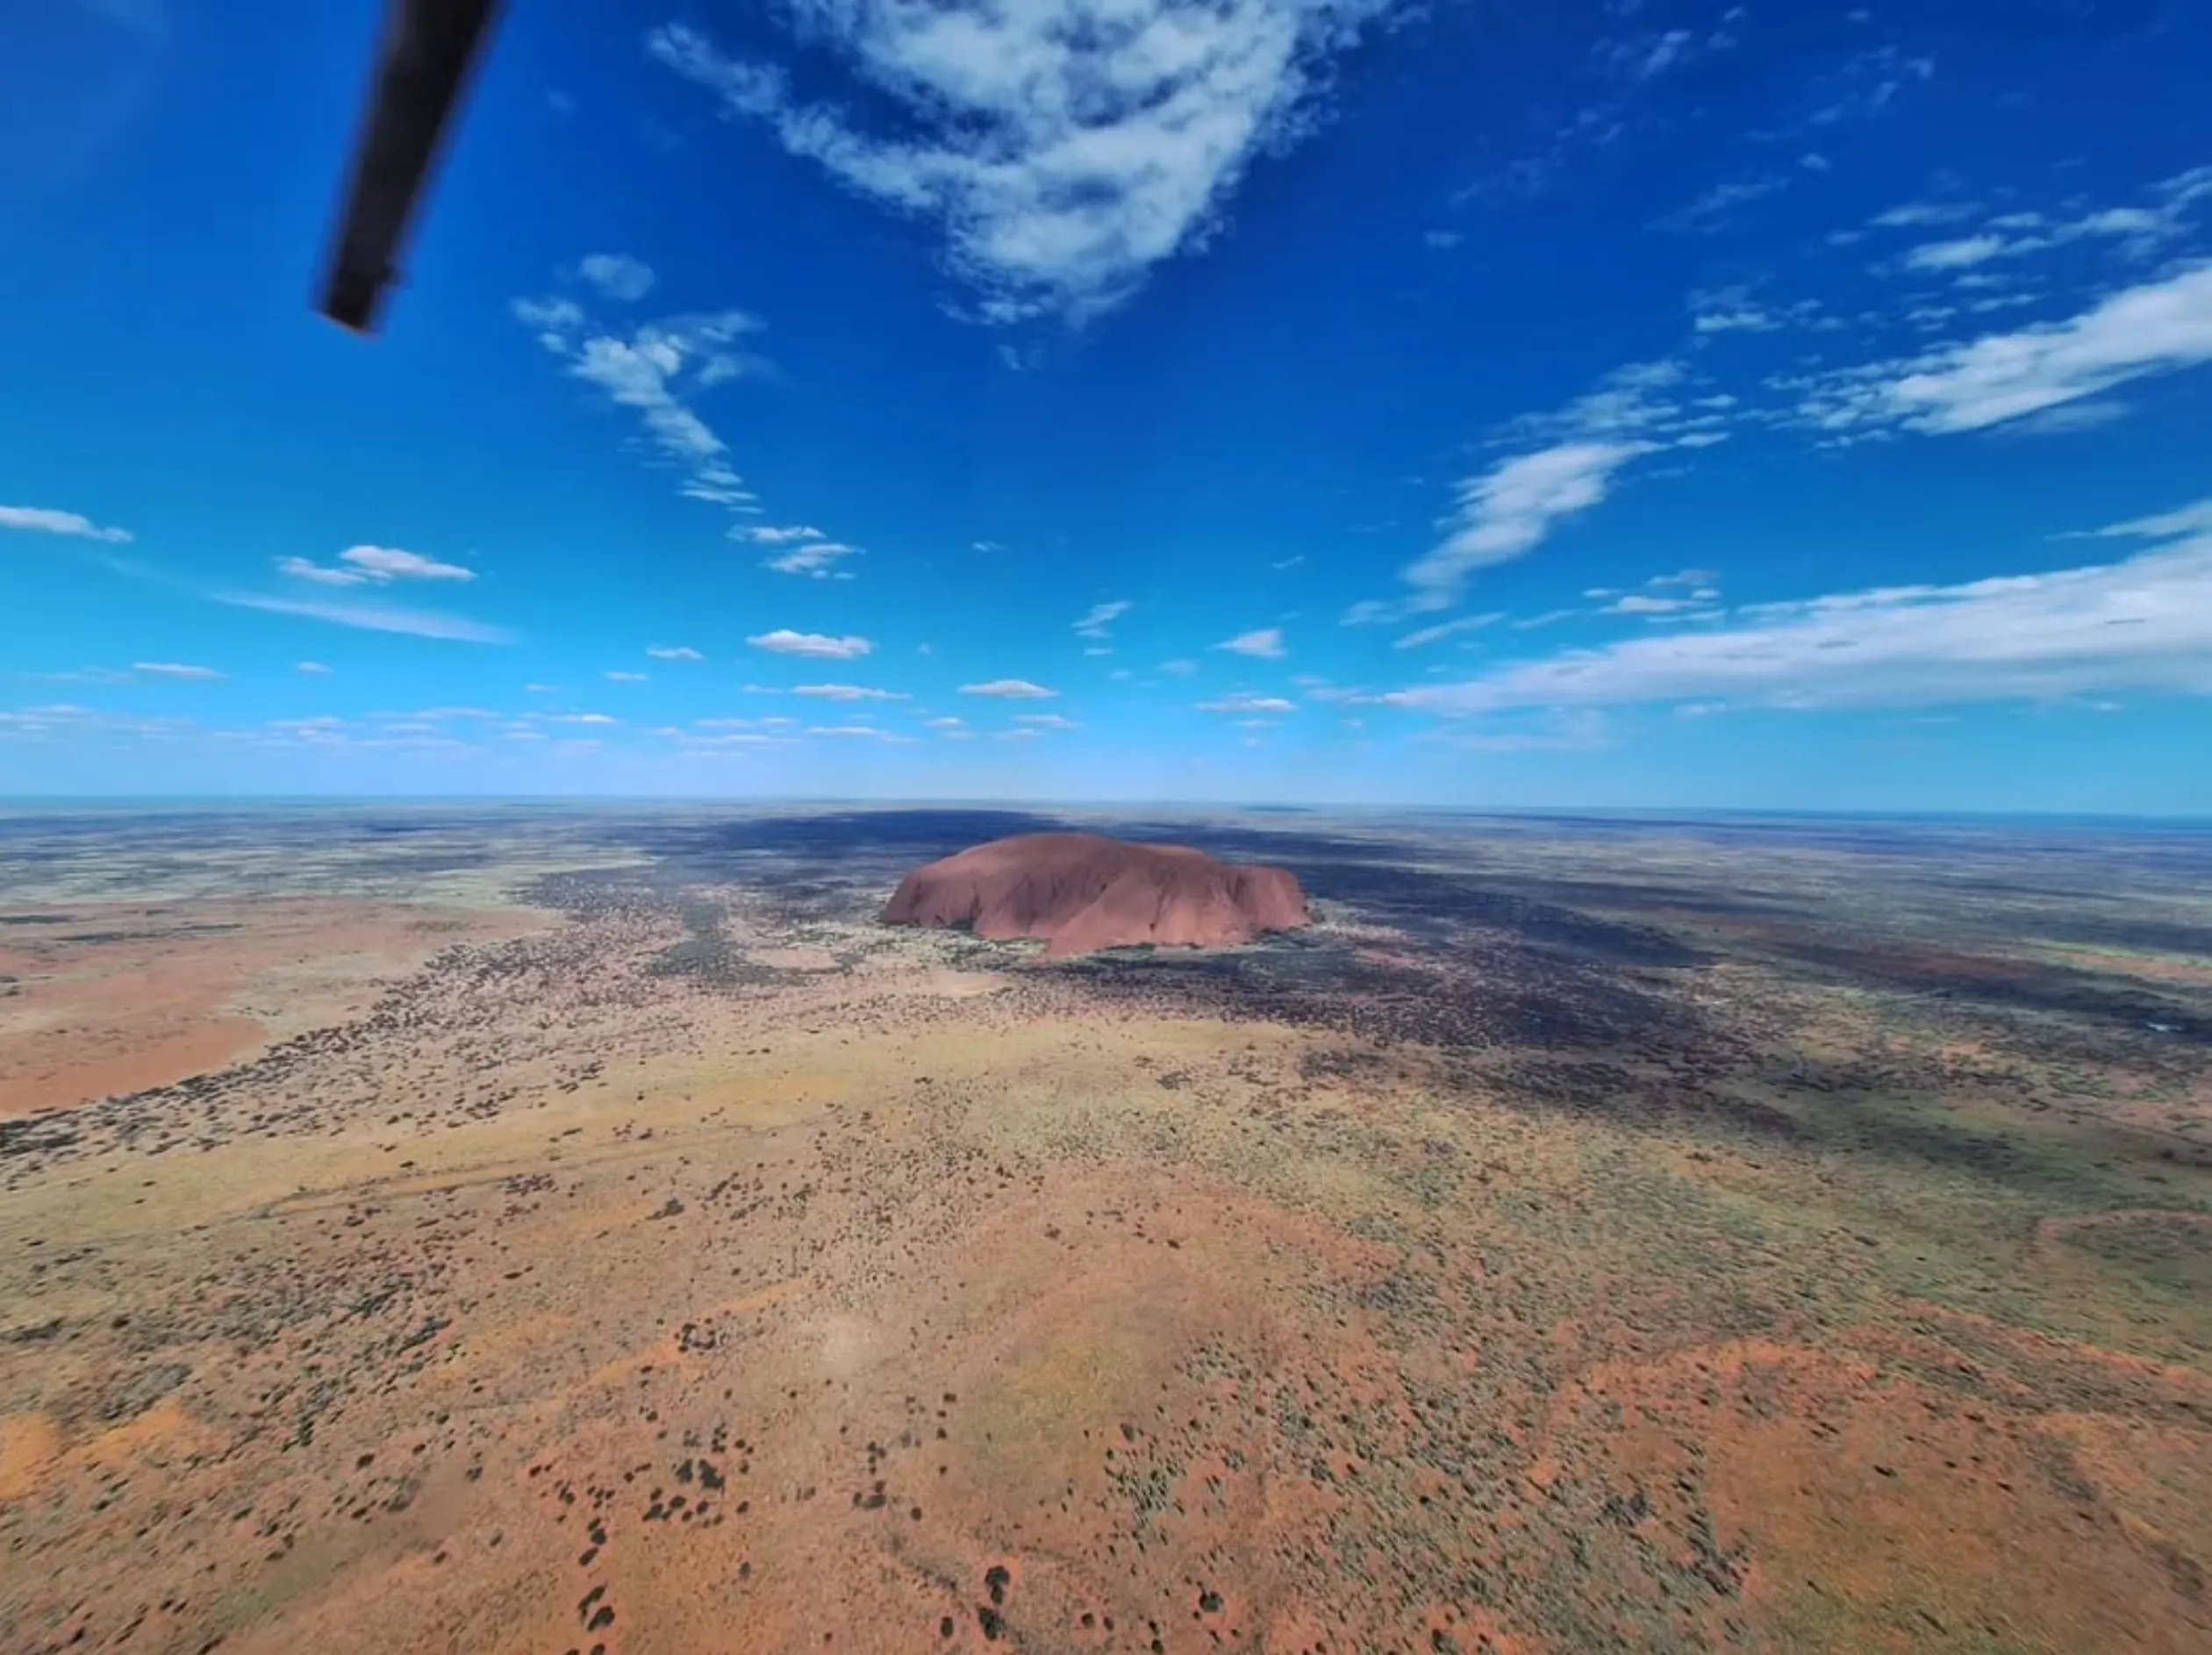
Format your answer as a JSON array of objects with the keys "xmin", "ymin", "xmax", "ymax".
[{"xmin": 4, "ymin": 0, "xmax": 2211, "ymax": 811}]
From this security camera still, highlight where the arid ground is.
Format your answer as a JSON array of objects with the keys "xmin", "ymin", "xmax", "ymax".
[{"xmin": 4, "ymin": 803, "xmax": 2209, "ymax": 1654}]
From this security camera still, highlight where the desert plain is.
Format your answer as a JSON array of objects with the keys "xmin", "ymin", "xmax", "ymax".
[{"xmin": 3, "ymin": 802, "xmax": 2209, "ymax": 1654}]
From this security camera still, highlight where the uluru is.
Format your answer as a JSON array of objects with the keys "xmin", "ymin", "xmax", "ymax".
[{"xmin": 881, "ymin": 831, "xmax": 1310, "ymax": 957}]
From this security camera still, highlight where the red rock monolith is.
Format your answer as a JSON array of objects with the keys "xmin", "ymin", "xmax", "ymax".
[{"xmin": 881, "ymin": 832, "xmax": 1309, "ymax": 957}]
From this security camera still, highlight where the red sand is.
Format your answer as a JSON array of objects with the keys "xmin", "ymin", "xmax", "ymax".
[{"xmin": 882, "ymin": 832, "xmax": 1309, "ymax": 957}]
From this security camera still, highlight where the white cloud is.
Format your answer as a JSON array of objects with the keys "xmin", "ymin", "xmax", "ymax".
[
  {"xmin": 553, "ymin": 713, "xmax": 619, "ymax": 726},
  {"xmin": 810, "ymin": 723, "xmax": 917, "ymax": 742},
  {"xmin": 648, "ymin": 0, "xmax": 1398, "ymax": 323},
  {"xmin": 1872, "ymin": 201, "xmax": 1979, "ymax": 229},
  {"xmin": 1798, "ymin": 262, "xmax": 2212, "ymax": 434},
  {"xmin": 341, "ymin": 544, "xmax": 475, "ymax": 581},
  {"xmin": 296, "ymin": 661, "xmax": 330, "ymax": 674},
  {"xmin": 513, "ymin": 295, "xmax": 585, "ymax": 334},
  {"xmin": 762, "ymin": 540, "xmax": 859, "ymax": 577},
  {"xmin": 277, "ymin": 544, "xmax": 476, "ymax": 586},
  {"xmin": 1385, "ymin": 509, "xmax": 2212, "ymax": 714},
  {"xmin": 1901, "ymin": 234, "xmax": 2011, "ymax": 271},
  {"xmin": 516, "ymin": 290, "xmax": 765, "ymax": 511},
  {"xmin": 0, "ymin": 505, "xmax": 132, "ymax": 543},
  {"xmin": 276, "ymin": 555, "xmax": 364, "ymax": 586},
  {"xmin": 605, "ymin": 670, "xmax": 648, "ymax": 682},
  {"xmin": 998, "ymin": 727, "xmax": 1042, "ymax": 741},
  {"xmin": 925, "ymin": 715, "xmax": 967, "ymax": 728},
  {"xmin": 1352, "ymin": 362, "xmax": 1717, "ymax": 622},
  {"xmin": 1402, "ymin": 441, "xmax": 1653, "ymax": 612},
  {"xmin": 577, "ymin": 253, "xmax": 656, "ymax": 302},
  {"xmin": 1214, "ymin": 626, "xmax": 1286, "ymax": 659},
  {"xmin": 1074, "ymin": 598, "xmax": 1133, "ymax": 639},
  {"xmin": 1197, "ymin": 691, "xmax": 1295, "ymax": 713},
  {"xmin": 959, "ymin": 677, "xmax": 1057, "ymax": 699},
  {"xmin": 2001, "ymin": 399, "xmax": 2132, "ymax": 436},
  {"xmin": 1593, "ymin": 25, "xmax": 1721, "ymax": 84},
  {"xmin": 683, "ymin": 728, "xmax": 795, "ymax": 746},
  {"xmin": 647, "ymin": 644, "xmax": 703, "ymax": 660},
  {"xmin": 1394, "ymin": 613, "xmax": 1503, "ymax": 648},
  {"xmin": 1802, "ymin": 43, "xmax": 1935, "ymax": 128},
  {"xmin": 792, "ymin": 683, "xmax": 907, "ymax": 700},
  {"xmin": 1014, "ymin": 712, "xmax": 1078, "ymax": 728},
  {"xmin": 1874, "ymin": 168, "xmax": 2212, "ymax": 274},
  {"xmin": 132, "ymin": 661, "xmax": 225, "ymax": 681},
  {"xmin": 738, "ymin": 524, "xmax": 825, "ymax": 544},
  {"xmin": 219, "ymin": 592, "xmax": 512, "ymax": 643},
  {"xmin": 1650, "ymin": 173, "xmax": 1787, "ymax": 233},
  {"xmin": 748, "ymin": 629, "xmax": 873, "ymax": 659},
  {"xmin": 2065, "ymin": 498, "xmax": 2212, "ymax": 541},
  {"xmin": 1693, "ymin": 303, "xmax": 1784, "ymax": 334}
]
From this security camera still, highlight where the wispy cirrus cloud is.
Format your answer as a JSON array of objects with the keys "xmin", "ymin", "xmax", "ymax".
[
  {"xmin": 1214, "ymin": 627, "xmax": 1286, "ymax": 659},
  {"xmin": 762, "ymin": 540, "xmax": 859, "ymax": 578},
  {"xmin": 810, "ymin": 723, "xmax": 918, "ymax": 742},
  {"xmin": 218, "ymin": 592, "xmax": 514, "ymax": 643},
  {"xmin": 276, "ymin": 544, "xmax": 476, "ymax": 586},
  {"xmin": 792, "ymin": 683, "xmax": 907, "ymax": 701},
  {"xmin": 648, "ymin": 0, "xmax": 1400, "ymax": 323},
  {"xmin": 1650, "ymin": 173, "xmax": 1789, "ymax": 233},
  {"xmin": 647, "ymin": 644, "xmax": 703, "ymax": 661},
  {"xmin": 959, "ymin": 677, "xmax": 1057, "ymax": 699},
  {"xmin": 2062, "ymin": 498, "xmax": 2212, "ymax": 542},
  {"xmin": 515, "ymin": 281, "xmax": 767, "ymax": 512},
  {"xmin": 577, "ymin": 252, "xmax": 656, "ymax": 303},
  {"xmin": 131, "ymin": 661, "xmax": 226, "ymax": 681},
  {"xmin": 1074, "ymin": 599, "xmax": 1133, "ymax": 641},
  {"xmin": 1349, "ymin": 360, "xmax": 1725, "ymax": 624},
  {"xmin": 1871, "ymin": 200, "xmax": 1979, "ymax": 229},
  {"xmin": 748, "ymin": 628, "xmax": 873, "ymax": 659},
  {"xmin": 1794, "ymin": 261, "xmax": 2212, "ymax": 435},
  {"xmin": 1197, "ymin": 691, "xmax": 1294, "ymax": 714},
  {"xmin": 1394, "ymin": 613, "xmax": 1503, "ymax": 649},
  {"xmin": 1460, "ymin": 11, "xmax": 1740, "ymax": 205},
  {"xmin": 1874, "ymin": 166, "xmax": 2212, "ymax": 276},
  {"xmin": 1384, "ymin": 505, "xmax": 2212, "ymax": 715},
  {"xmin": 1, "ymin": 505, "xmax": 132, "ymax": 543}
]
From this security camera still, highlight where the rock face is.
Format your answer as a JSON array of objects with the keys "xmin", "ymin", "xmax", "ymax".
[{"xmin": 882, "ymin": 832, "xmax": 1309, "ymax": 958}]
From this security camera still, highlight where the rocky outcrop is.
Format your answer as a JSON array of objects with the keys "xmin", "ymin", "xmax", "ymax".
[{"xmin": 882, "ymin": 832, "xmax": 1309, "ymax": 957}]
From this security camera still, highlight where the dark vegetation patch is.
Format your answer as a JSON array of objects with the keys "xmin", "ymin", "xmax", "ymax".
[
  {"xmin": 595, "ymin": 808, "xmax": 1074, "ymax": 878},
  {"xmin": 1733, "ymin": 935, "xmax": 2212, "ymax": 1047}
]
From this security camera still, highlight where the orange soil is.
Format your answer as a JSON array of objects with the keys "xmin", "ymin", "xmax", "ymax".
[{"xmin": 0, "ymin": 899, "xmax": 533, "ymax": 1116}]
